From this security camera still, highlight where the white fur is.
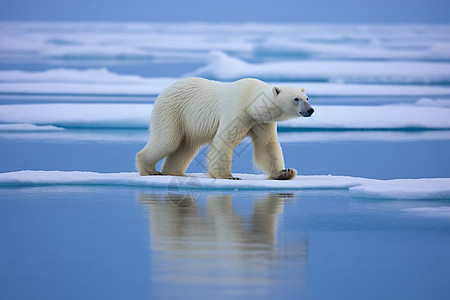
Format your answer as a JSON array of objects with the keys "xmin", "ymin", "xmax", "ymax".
[{"xmin": 136, "ymin": 77, "xmax": 313, "ymax": 180}]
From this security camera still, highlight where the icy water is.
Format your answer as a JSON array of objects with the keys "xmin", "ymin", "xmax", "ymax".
[
  {"xmin": 1, "ymin": 22, "xmax": 450, "ymax": 299},
  {"xmin": 2, "ymin": 187, "xmax": 450, "ymax": 299}
]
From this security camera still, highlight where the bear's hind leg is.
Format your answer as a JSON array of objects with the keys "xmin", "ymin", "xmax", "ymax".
[
  {"xmin": 162, "ymin": 141, "xmax": 201, "ymax": 176},
  {"xmin": 137, "ymin": 133, "xmax": 182, "ymax": 176},
  {"xmin": 208, "ymin": 125, "xmax": 248, "ymax": 180},
  {"xmin": 207, "ymin": 140, "xmax": 238, "ymax": 180},
  {"xmin": 136, "ymin": 145, "xmax": 165, "ymax": 176}
]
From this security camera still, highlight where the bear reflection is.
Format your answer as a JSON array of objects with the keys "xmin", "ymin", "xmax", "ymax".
[{"xmin": 139, "ymin": 192, "xmax": 308, "ymax": 295}]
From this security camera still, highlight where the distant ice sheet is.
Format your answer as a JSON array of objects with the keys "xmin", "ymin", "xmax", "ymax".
[
  {"xmin": 190, "ymin": 51, "xmax": 450, "ymax": 84},
  {"xmin": 1, "ymin": 22, "xmax": 449, "ymax": 63},
  {"xmin": 1, "ymin": 103, "xmax": 449, "ymax": 130},
  {"xmin": 1, "ymin": 170, "xmax": 449, "ymax": 200}
]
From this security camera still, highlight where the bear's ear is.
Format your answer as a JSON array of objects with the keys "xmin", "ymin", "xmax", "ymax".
[
  {"xmin": 301, "ymin": 88, "xmax": 305, "ymax": 93},
  {"xmin": 273, "ymin": 87, "xmax": 281, "ymax": 96}
]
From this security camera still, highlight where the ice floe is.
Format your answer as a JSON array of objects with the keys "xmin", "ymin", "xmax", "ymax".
[
  {"xmin": 0, "ymin": 170, "xmax": 449, "ymax": 200},
  {"xmin": 349, "ymin": 178, "xmax": 450, "ymax": 200}
]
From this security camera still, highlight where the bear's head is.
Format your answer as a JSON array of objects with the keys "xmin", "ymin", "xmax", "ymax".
[{"xmin": 272, "ymin": 86, "xmax": 314, "ymax": 119}]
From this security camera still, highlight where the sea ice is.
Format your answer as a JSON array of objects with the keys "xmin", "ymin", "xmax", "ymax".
[
  {"xmin": 1, "ymin": 22, "xmax": 450, "ymax": 62},
  {"xmin": 0, "ymin": 170, "xmax": 449, "ymax": 200},
  {"xmin": 349, "ymin": 178, "xmax": 450, "ymax": 200}
]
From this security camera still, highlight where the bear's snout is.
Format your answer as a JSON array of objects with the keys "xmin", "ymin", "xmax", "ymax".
[{"xmin": 301, "ymin": 107, "xmax": 314, "ymax": 117}]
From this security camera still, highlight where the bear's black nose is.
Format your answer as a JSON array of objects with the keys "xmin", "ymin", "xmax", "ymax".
[{"xmin": 307, "ymin": 108, "xmax": 314, "ymax": 115}]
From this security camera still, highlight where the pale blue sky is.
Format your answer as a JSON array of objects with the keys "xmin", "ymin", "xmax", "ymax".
[{"xmin": 0, "ymin": 0, "xmax": 449, "ymax": 23}]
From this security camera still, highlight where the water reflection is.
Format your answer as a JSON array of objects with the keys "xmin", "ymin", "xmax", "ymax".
[{"xmin": 139, "ymin": 192, "xmax": 308, "ymax": 297}]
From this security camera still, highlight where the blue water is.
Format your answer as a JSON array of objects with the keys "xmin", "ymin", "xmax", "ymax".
[
  {"xmin": 1, "ymin": 188, "xmax": 449, "ymax": 299},
  {"xmin": 1, "ymin": 22, "xmax": 450, "ymax": 300}
]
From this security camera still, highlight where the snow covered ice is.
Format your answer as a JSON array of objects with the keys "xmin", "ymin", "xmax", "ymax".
[{"xmin": 1, "ymin": 170, "xmax": 450, "ymax": 200}]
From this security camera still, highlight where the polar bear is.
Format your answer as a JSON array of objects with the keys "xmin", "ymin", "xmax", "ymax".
[{"xmin": 136, "ymin": 77, "xmax": 314, "ymax": 180}]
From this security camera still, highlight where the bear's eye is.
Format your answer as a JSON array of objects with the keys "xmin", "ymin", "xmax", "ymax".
[
  {"xmin": 294, "ymin": 98, "xmax": 299, "ymax": 102},
  {"xmin": 306, "ymin": 97, "xmax": 309, "ymax": 101}
]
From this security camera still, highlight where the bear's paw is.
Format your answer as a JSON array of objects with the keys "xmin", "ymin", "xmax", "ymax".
[
  {"xmin": 271, "ymin": 169, "xmax": 297, "ymax": 180},
  {"xmin": 140, "ymin": 171, "xmax": 163, "ymax": 176}
]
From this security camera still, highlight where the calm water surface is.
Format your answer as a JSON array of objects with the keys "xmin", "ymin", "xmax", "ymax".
[{"xmin": 1, "ymin": 187, "xmax": 449, "ymax": 299}]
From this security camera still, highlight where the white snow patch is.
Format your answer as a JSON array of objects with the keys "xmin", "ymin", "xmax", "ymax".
[{"xmin": 0, "ymin": 171, "xmax": 449, "ymax": 200}]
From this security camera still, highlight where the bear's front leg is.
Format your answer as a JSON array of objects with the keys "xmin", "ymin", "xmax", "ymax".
[{"xmin": 249, "ymin": 123, "xmax": 297, "ymax": 180}]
